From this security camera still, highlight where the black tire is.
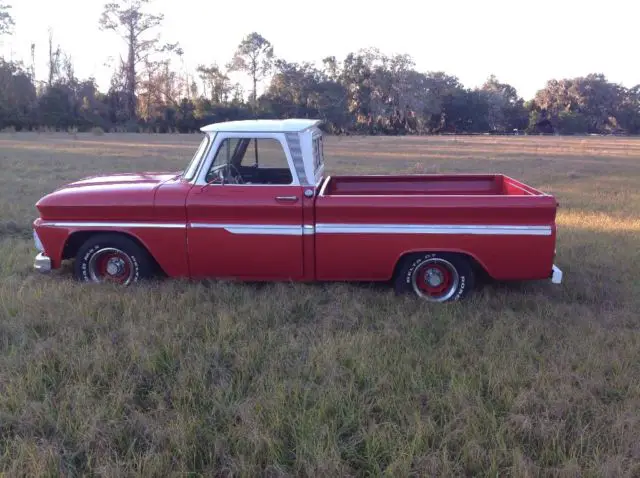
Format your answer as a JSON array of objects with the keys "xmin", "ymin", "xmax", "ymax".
[
  {"xmin": 73, "ymin": 233, "xmax": 155, "ymax": 285},
  {"xmin": 394, "ymin": 252, "xmax": 475, "ymax": 302}
]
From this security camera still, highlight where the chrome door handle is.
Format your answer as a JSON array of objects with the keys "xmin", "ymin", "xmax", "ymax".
[{"xmin": 275, "ymin": 196, "xmax": 298, "ymax": 202}]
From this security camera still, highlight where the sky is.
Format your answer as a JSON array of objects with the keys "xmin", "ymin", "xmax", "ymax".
[{"xmin": 1, "ymin": 0, "xmax": 638, "ymax": 101}]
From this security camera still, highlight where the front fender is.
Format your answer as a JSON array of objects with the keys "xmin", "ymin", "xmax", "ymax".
[{"xmin": 32, "ymin": 220, "xmax": 190, "ymax": 277}]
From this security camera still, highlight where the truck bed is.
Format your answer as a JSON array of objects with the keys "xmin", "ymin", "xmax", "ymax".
[
  {"xmin": 319, "ymin": 174, "xmax": 547, "ymax": 197},
  {"xmin": 313, "ymin": 173, "xmax": 558, "ymax": 283}
]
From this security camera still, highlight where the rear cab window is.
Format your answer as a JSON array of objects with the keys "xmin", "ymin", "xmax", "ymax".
[{"xmin": 311, "ymin": 130, "xmax": 325, "ymax": 185}]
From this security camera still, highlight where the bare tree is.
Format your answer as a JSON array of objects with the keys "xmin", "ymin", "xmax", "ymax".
[
  {"xmin": 47, "ymin": 28, "xmax": 61, "ymax": 87},
  {"xmin": 227, "ymin": 32, "xmax": 274, "ymax": 108},
  {"xmin": 138, "ymin": 42, "xmax": 183, "ymax": 120},
  {"xmin": 0, "ymin": 3, "xmax": 13, "ymax": 36},
  {"xmin": 29, "ymin": 43, "xmax": 35, "ymax": 81},
  {"xmin": 197, "ymin": 64, "xmax": 232, "ymax": 104},
  {"xmin": 99, "ymin": 0, "xmax": 164, "ymax": 121}
]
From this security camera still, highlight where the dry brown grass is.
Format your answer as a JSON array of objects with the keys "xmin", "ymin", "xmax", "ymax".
[{"xmin": 0, "ymin": 131, "xmax": 639, "ymax": 477}]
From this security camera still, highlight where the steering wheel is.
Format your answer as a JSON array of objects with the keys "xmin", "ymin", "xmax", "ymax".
[
  {"xmin": 226, "ymin": 163, "xmax": 244, "ymax": 184},
  {"xmin": 205, "ymin": 164, "xmax": 245, "ymax": 185},
  {"xmin": 205, "ymin": 167, "xmax": 224, "ymax": 184}
]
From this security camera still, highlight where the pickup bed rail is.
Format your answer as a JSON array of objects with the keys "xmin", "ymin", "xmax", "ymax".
[{"xmin": 318, "ymin": 174, "xmax": 549, "ymax": 197}]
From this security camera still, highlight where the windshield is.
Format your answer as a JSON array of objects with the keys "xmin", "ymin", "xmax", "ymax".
[{"xmin": 182, "ymin": 135, "xmax": 210, "ymax": 181}]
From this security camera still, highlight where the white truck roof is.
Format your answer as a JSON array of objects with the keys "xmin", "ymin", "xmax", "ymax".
[{"xmin": 200, "ymin": 118, "xmax": 322, "ymax": 134}]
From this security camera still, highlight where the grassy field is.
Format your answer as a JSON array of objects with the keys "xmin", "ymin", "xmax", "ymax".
[{"xmin": 0, "ymin": 131, "xmax": 639, "ymax": 477}]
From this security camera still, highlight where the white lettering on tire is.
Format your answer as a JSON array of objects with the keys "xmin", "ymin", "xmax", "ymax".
[{"xmin": 405, "ymin": 254, "xmax": 435, "ymax": 285}]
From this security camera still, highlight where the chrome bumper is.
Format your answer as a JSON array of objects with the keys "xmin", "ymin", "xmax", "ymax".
[
  {"xmin": 551, "ymin": 264, "xmax": 563, "ymax": 284},
  {"xmin": 34, "ymin": 253, "xmax": 52, "ymax": 273}
]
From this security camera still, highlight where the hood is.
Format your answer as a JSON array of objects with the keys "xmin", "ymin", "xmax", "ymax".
[
  {"xmin": 56, "ymin": 172, "xmax": 180, "ymax": 190},
  {"xmin": 36, "ymin": 171, "xmax": 182, "ymax": 221}
]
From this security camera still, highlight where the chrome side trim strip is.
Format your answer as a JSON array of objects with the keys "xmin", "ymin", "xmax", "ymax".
[
  {"xmin": 190, "ymin": 223, "xmax": 304, "ymax": 236},
  {"xmin": 315, "ymin": 223, "xmax": 552, "ymax": 236},
  {"xmin": 40, "ymin": 221, "xmax": 185, "ymax": 229},
  {"xmin": 38, "ymin": 220, "xmax": 551, "ymax": 236}
]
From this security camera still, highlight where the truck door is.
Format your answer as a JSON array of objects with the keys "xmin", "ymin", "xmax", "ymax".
[{"xmin": 185, "ymin": 133, "xmax": 305, "ymax": 280}]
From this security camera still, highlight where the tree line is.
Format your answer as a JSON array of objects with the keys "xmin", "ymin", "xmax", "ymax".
[{"xmin": 1, "ymin": 1, "xmax": 639, "ymax": 136}]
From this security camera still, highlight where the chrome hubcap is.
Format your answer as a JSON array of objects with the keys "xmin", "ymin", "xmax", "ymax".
[
  {"xmin": 106, "ymin": 257, "xmax": 126, "ymax": 276},
  {"xmin": 425, "ymin": 268, "xmax": 444, "ymax": 287}
]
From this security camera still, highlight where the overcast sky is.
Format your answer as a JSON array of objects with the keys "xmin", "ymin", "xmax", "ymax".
[{"xmin": 2, "ymin": 0, "xmax": 638, "ymax": 100}]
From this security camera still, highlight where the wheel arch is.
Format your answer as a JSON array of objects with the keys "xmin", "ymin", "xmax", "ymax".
[
  {"xmin": 62, "ymin": 229, "xmax": 166, "ymax": 276},
  {"xmin": 391, "ymin": 248, "xmax": 490, "ymax": 281}
]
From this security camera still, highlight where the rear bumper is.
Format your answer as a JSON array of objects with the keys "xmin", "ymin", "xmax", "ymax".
[
  {"xmin": 551, "ymin": 264, "xmax": 563, "ymax": 284},
  {"xmin": 34, "ymin": 253, "xmax": 52, "ymax": 273}
]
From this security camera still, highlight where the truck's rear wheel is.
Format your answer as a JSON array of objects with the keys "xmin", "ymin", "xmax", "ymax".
[
  {"xmin": 74, "ymin": 234, "xmax": 154, "ymax": 285},
  {"xmin": 394, "ymin": 252, "xmax": 475, "ymax": 302}
]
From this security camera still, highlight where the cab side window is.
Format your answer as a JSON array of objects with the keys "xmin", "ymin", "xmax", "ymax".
[{"xmin": 206, "ymin": 137, "xmax": 294, "ymax": 185}]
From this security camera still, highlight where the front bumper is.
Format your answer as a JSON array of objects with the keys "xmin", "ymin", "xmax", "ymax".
[
  {"xmin": 551, "ymin": 264, "xmax": 563, "ymax": 284},
  {"xmin": 34, "ymin": 253, "xmax": 52, "ymax": 273}
]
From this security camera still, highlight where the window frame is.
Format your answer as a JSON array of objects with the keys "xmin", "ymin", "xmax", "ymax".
[
  {"xmin": 194, "ymin": 132, "xmax": 301, "ymax": 187},
  {"xmin": 181, "ymin": 134, "xmax": 212, "ymax": 182}
]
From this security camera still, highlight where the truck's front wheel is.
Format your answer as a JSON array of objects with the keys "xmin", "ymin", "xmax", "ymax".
[
  {"xmin": 394, "ymin": 252, "xmax": 475, "ymax": 302},
  {"xmin": 74, "ymin": 234, "xmax": 154, "ymax": 285}
]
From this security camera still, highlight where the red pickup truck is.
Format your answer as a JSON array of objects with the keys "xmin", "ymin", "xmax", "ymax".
[{"xmin": 32, "ymin": 119, "xmax": 562, "ymax": 302}]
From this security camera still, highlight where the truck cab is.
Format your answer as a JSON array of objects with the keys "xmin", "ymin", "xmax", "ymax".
[
  {"xmin": 32, "ymin": 118, "xmax": 562, "ymax": 302},
  {"xmin": 177, "ymin": 119, "xmax": 325, "ymax": 280}
]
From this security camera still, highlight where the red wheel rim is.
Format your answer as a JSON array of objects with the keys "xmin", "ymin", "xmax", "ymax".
[
  {"xmin": 88, "ymin": 248, "xmax": 134, "ymax": 284},
  {"xmin": 411, "ymin": 258, "xmax": 460, "ymax": 302}
]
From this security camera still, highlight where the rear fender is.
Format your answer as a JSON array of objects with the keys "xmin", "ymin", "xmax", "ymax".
[{"xmin": 392, "ymin": 248, "xmax": 490, "ymax": 280}]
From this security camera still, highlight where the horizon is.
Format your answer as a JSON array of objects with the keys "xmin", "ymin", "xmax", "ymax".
[{"xmin": 1, "ymin": 0, "xmax": 639, "ymax": 101}]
